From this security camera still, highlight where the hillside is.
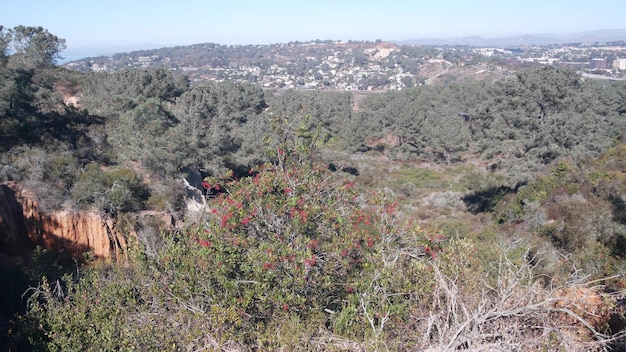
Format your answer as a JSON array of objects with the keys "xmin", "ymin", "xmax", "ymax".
[
  {"xmin": 62, "ymin": 36, "xmax": 626, "ymax": 92},
  {"xmin": 64, "ymin": 40, "xmax": 509, "ymax": 90}
]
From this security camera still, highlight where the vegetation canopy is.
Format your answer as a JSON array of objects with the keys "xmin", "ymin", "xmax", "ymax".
[{"xmin": 0, "ymin": 26, "xmax": 625, "ymax": 351}]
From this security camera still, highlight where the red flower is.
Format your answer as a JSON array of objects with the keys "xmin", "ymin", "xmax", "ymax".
[
  {"xmin": 424, "ymin": 246, "xmax": 438, "ymax": 259},
  {"xmin": 304, "ymin": 256, "xmax": 316, "ymax": 266},
  {"xmin": 221, "ymin": 213, "xmax": 232, "ymax": 227},
  {"xmin": 282, "ymin": 304, "xmax": 289, "ymax": 311},
  {"xmin": 241, "ymin": 217, "xmax": 251, "ymax": 225},
  {"xmin": 197, "ymin": 239, "xmax": 212, "ymax": 248},
  {"xmin": 298, "ymin": 210, "xmax": 309, "ymax": 223},
  {"xmin": 201, "ymin": 181, "xmax": 211, "ymax": 189}
]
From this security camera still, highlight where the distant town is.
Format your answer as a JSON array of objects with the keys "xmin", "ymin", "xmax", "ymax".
[{"xmin": 65, "ymin": 40, "xmax": 626, "ymax": 90}]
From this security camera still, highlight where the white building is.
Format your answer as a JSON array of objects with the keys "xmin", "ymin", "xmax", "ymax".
[{"xmin": 613, "ymin": 58, "xmax": 626, "ymax": 71}]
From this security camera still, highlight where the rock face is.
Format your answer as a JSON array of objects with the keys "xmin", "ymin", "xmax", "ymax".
[{"xmin": 0, "ymin": 182, "xmax": 127, "ymax": 262}]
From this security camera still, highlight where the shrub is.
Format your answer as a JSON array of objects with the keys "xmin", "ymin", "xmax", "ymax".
[
  {"xmin": 157, "ymin": 117, "xmax": 441, "ymax": 345},
  {"xmin": 71, "ymin": 163, "xmax": 150, "ymax": 214}
]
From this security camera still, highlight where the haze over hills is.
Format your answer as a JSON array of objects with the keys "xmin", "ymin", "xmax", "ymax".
[
  {"xmin": 395, "ymin": 29, "xmax": 626, "ymax": 47},
  {"xmin": 61, "ymin": 42, "xmax": 174, "ymax": 62}
]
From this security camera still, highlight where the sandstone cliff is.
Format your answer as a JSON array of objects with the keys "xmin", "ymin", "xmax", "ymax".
[{"xmin": 0, "ymin": 182, "xmax": 127, "ymax": 262}]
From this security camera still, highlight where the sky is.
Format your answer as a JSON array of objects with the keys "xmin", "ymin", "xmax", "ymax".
[{"xmin": 2, "ymin": 0, "xmax": 625, "ymax": 58}]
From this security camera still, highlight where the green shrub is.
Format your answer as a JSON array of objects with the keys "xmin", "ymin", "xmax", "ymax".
[{"xmin": 71, "ymin": 163, "xmax": 150, "ymax": 213}]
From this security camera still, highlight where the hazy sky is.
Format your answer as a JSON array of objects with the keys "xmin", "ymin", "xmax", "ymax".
[{"xmin": 2, "ymin": 0, "xmax": 625, "ymax": 56}]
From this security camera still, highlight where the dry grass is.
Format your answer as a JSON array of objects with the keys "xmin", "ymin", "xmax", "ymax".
[{"xmin": 413, "ymin": 249, "xmax": 625, "ymax": 351}]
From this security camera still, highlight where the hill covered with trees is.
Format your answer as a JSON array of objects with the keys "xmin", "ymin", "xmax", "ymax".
[
  {"xmin": 1, "ymin": 26, "xmax": 625, "ymax": 350},
  {"xmin": 64, "ymin": 40, "xmax": 503, "ymax": 90}
]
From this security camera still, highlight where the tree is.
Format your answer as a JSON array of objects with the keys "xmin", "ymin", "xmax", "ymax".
[
  {"xmin": 0, "ymin": 26, "xmax": 10, "ymax": 62},
  {"xmin": 8, "ymin": 26, "xmax": 66, "ymax": 69},
  {"xmin": 80, "ymin": 69, "xmax": 188, "ymax": 117},
  {"xmin": 172, "ymin": 81, "xmax": 267, "ymax": 175},
  {"xmin": 515, "ymin": 66, "xmax": 582, "ymax": 121},
  {"xmin": 0, "ymin": 65, "xmax": 35, "ymax": 117},
  {"xmin": 107, "ymin": 98, "xmax": 181, "ymax": 176},
  {"xmin": 423, "ymin": 114, "xmax": 470, "ymax": 164}
]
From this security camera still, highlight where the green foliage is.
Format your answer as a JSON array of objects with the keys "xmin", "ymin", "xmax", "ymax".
[
  {"xmin": 5, "ymin": 25, "xmax": 66, "ymax": 69},
  {"xmin": 0, "ymin": 26, "xmax": 10, "ymax": 59},
  {"xmin": 0, "ymin": 146, "xmax": 80, "ymax": 211},
  {"xmin": 515, "ymin": 66, "xmax": 582, "ymax": 118},
  {"xmin": 353, "ymin": 67, "xmax": 625, "ymax": 187},
  {"xmin": 171, "ymin": 80, "xmax": 268, "ymax": 175},
  {"xmin": 79, "ymin": 68, "xmax": 188, "ymax": 117},
  {"xmin": 107, "ymin": 98, "xmax": 183, "ymax": 176},
  {"xmin": 265, "ymin": 90, "xmax": 354, "ymax": 147},
  {"xmin": 0, "ymin": 27, "xmax": 92, "ymax": 156},
  {"xmin": 494, "ymin": 161, "xmax": 575, "ymax": 224},
  {"xmin": 493, "ymin": 144, "xmax": 626, "ymax": 281},
  {"xmin": 180, "ymin": 117, "xmax": 426, "ymax": 340},
  {"xmin": 0, "ymin": 246, "xmax": 81, "ymax": 351},
  {"xmin": 71, "ymin": 163, "xmax": 150, "ymax": 214},
  {"xmin": 25, "ymin": 268, "xmax": 143, "ymax": 351},
  {"xmin": 391, "ymin": 165, "xmax": 450, "ymax": 190},
  {"xmin": 0, "ymin": 66, "xmax": 35, "ymax": 120}
]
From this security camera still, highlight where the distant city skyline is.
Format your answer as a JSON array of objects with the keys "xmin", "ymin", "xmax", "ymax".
[{"xmin": 2, "ymin": 0, "xmax": 626, "ymax": 57}]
